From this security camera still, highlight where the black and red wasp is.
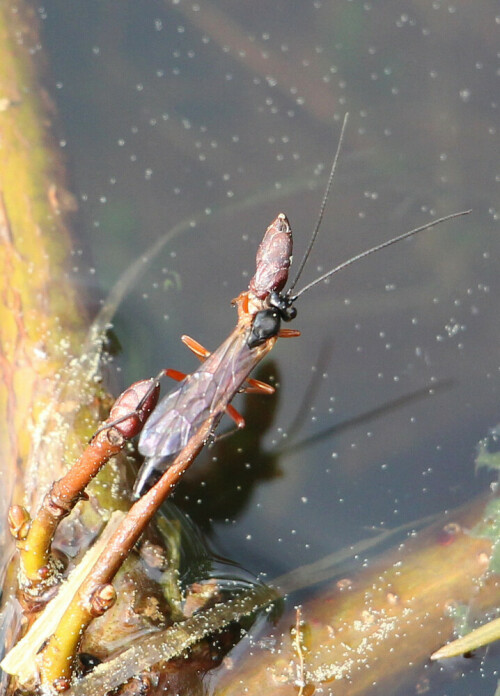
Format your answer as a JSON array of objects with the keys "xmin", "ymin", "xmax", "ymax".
[{"xmin": 133, "ymin": 114, "xmax": 470, "ymax": 496}]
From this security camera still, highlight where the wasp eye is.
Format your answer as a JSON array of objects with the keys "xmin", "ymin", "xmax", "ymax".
[{"xmin": 248, "ymin": 309, "xmax": 281, "ymax": 348}]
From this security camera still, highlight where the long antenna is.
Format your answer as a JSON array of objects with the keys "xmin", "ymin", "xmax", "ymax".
[
  {"xmin": 287, "ymin": 112, "xmax": 350, "ymax": 295},
  {"xmin": 290, "ymin": 209, "xmax": 472, "ymax": 300}
]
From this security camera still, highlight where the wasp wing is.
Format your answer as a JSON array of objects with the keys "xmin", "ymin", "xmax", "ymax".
[{"xmin": 135, "ymin": 330, "xmax": 260, "ymax": 495}]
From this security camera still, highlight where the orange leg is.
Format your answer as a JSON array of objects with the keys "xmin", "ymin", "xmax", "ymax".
[
  {"xmin": 226, "ymin": 404, "xmax": 246, "ymax": 429},
  {"xmin": 165, "ymin": 368, "xmax": 187, "ymax": 382},
  {"xmin": 244, "ymin": 378, "xmax": 275, "ymax": 395},
  {"xmin": 278, "ymin": 328, "xmax": 301, "ymax": 338},
  {"xmin": 181, "ymin": 335, "xmax": 210, "ymax": 361}
]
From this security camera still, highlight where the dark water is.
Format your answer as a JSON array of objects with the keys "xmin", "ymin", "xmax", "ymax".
[{"xmin": 37, "ymin": 1, "xmax": 499, "ymax": 693}]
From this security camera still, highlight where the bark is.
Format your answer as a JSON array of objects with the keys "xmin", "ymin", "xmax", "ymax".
[
  {"xmin": 0, "ymin": 3, "xmax": 128, "ymax": 682},
  {"xmin": 214, "ymin": 497, "xmax": 499, "ymax": 696},
  {"xmin": 0, "ymin": 1, "xmax": 88, "ymax": 518}
]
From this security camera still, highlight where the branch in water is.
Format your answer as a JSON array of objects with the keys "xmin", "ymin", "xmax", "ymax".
[{"xmin": 11, "ymin": 379, "xmax": 160, "ymax": 594}]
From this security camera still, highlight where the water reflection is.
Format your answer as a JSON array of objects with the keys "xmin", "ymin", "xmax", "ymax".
[{"xmin": 35, "ymin": 2, "xmax": 500, "ymax": 693}]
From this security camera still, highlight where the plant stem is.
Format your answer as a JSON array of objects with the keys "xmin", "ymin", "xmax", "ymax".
[
  {"xmin": 15, "ymin": 379, "xmax": 160, "ymax": 591},
  {"xmin": 39, "ymin": 419, "xmax": 212, "ymax": 689}
]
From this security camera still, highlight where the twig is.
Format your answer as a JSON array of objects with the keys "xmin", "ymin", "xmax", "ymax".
[
  {"xmin": 11, "ymin": 379, "xmax": 160, "ymax": 593},
  {"xmin": 66, "ymin": 584, "xmax": 277, "ymax": 696},
  {"xmin": 39, "ymin": 418, "xmax": 214, "ymax": 690},
  {"xmin": 1, "ymin": 512, "xmax": 125, "ymax": 684}
]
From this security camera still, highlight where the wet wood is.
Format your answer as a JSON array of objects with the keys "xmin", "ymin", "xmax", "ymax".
[
  {"xmin": 0, "ymin": 0, "xmax": 87, "ymax": 517},
  {"xmin": 215, "ymin": 497, "xmax": 499, "ymax": 696}
]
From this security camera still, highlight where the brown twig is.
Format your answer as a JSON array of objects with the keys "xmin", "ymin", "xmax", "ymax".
[
  {"xmin": 1, "ymin": 512, "xmax": 125, "ymax": 684},
  {"xmin": 38, "ymin": 417, "xmax": 213, "ymax": 690},
  {"xmin": 12, "ymin": 379, "xmax": 160, "ymax": 593}
]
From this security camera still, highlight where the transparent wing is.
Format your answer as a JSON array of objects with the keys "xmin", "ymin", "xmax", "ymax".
[{"xmin": 138, "ymin": 328, "xmax": 259, "ymax": 461}]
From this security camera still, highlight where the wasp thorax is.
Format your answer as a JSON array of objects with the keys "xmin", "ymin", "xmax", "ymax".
[{"xmin": 248, "ymin": 308, "xmax": 281, "ymax": 348}]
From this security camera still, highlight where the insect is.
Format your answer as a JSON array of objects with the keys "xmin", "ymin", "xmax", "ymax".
[
  {"xmin": 133, "ymin": 114, "xmax": 470, "ymax": 496},
  {"xmin": 8, "ymin": 115, "xmax": 470, "ymax": 690}
]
